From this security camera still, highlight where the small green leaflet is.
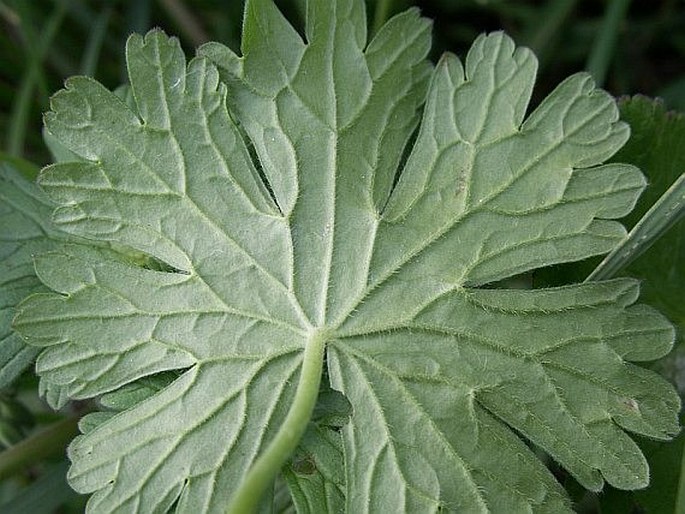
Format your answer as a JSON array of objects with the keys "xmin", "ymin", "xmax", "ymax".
[{"xmin": 12, "ymin": 0, "xmax": 680, "ymax": 512}]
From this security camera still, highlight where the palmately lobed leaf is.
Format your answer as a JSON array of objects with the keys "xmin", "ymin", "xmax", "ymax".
[{"xmin": 11, "ymin": 0, "xmax": 680, "ymax": 512}]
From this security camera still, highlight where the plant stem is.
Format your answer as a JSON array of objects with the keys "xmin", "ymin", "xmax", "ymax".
[
  {"xmin": 0, "ymin": 416, "xmax": 80, "ymax": 481},
  {"xmin": 677, "ymin": 439, "xmax": 685, "ymax": 514},
  {"xmin": 226, "ymin": 331, "xmax": 327, "ymax": 514}
]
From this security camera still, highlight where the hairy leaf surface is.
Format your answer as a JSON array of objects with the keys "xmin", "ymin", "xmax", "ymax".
[
  {"xmin": 0, "ymin": 157, "xmax": 67, "ymax": 389},
  {"xmin": 13, "ymin": 0, "xmax": 680, "ymax": 512}
]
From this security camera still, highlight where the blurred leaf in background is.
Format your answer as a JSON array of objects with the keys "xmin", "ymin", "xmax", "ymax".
[
  {"xmin": 0, "ymin": 0, "xmax": 254, "ymax": 163},
  {"xmin": 602, "ymin": 97, "xmax": 685, "ymax": 514},
  {"xmin": 610, "ymin": 97, "xmax": 684, "ymax": 351},
  {"xmin": 2, "ymin": 1, "xmax": 685, "ymax": 164}
]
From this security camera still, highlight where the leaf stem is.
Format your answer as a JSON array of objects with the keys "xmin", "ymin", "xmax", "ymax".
[
  {"xmin": 0, "ymin": 416, "xmax": 80, "ymax": 481},
  {"xmin": 227, "ymin": 331, "xmax": 327, "ymax": 514}
]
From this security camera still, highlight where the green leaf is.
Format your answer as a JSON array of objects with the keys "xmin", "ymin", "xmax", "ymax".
[
  {"xmin": 633, "ymin": 415, "xmax": 685, "ymax": 513},
  {"xmin": 12, "ymin": 1, "xmax": 680, "ymax": 512},
  {"xmin": 283, "ymin": 425, "xmax": 345, "ymax": 514},
  {"xmin": 283, "ymin": 374, "xmax": 349, "ymax": 513},
  {"xmin": 592, "ymin": 96, "xmax": 685, "ymax": 514},
  {"xmin": 0, "ymin": 154, "xmax": 99, "ymax": 408},
  {"xmin": 609, "ymin": 96, "xmax": 685, "ymax": 340},
  {"xmin": 0, "ymin": 460, "xmax": 80, "ymax": 514},
  {"xmin": 0, "ymin": 156, "xmax": 64, "ymax": 389},
  {"xmin": 587, "ymin": 97, "xmax": 685, "ymax": 310},
  {"xmin": 587, "ymin": 173, "xmax": 684, "ymax": 281},
  {"xmin": 0, "ymin": 395, "xmax": 34, "ymax": 447},
  {"xmin": 43, "ymin": 127, "xmax": 83, "ymax": 164}
]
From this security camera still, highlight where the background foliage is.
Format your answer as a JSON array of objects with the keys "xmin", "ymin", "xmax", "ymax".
[{"xmin": 0, "ymin": 1, "xmax": 683, "ymax": 512}]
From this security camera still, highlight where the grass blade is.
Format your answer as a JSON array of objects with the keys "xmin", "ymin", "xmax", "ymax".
[
  {"xmin": 586, "ymin": 0, "xmax": 632, "ymax": 87},
  {"xmin": 524, "ymin": 0, "xmax": 578, "ymax": 67},
  {"xmin": 587, "ymin": 172, "xmax": 685, "ymax": 281},
  {"xmin": 79, "ymin": 6, "xmax": 112, "ymax": 77},
  {"xmin": 6, "ymin": 2, "xmax": 67, "ymax": 157},
  {"xmin": 677, "ymin": 444, "xmax": 685, "ymax": 514}
]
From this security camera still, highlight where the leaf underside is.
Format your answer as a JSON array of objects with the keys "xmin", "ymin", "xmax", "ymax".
[
  {"xmin": 0, "ymin": 158, "xmax": 68, "ymax": 390},
  {"xmin": 12, "ymin": 0, "xmax": 680, "ymax": 512}
]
